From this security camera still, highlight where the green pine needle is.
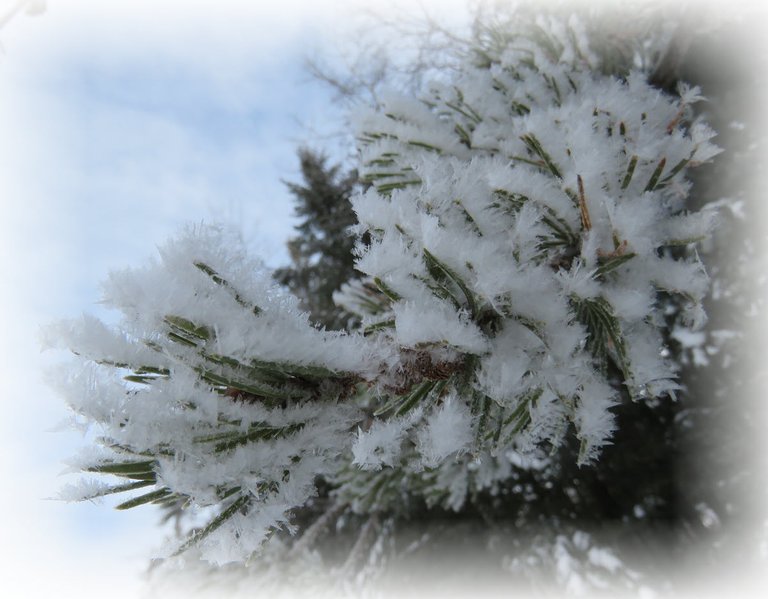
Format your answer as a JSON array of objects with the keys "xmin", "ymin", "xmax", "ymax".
[
  {"xmin": 644, "ymin": 157, "xmax": 667, "ymax": 192},
  {"xmin": 364, "ymin": 319, "xmax": 397, "ymax": 336},
  {"xmin": 376, "ymin": 180, "xmax": 422, "ymax": 194},
  {"xmin": 173, "ymin": 494, "xmax": 251, "ymax": 557},
  {"xmin": 407, "ymin": 140, "xmax": 443, "ymax": 153},
  {"xmin": 194, "ymin": 262, "xmax": 262, "ymax": 316},
  {"xmin": 594, "ymin": 252, "xmax": 636, "ymax": 278},
  {"xmin": 164, "ymin": 315, "xmax": 213, "ymax": 341},
  {"xmin": 573, "ymin": 296, "xmax": 631, "ymax": 382},
  {"xmin": 520, "ymin": 133, "xmax": 563, "ymax": 179},
  {"xmin": 374, "ymin": 380, "xmax": 441, "ymax": 417},
  {"xmin": 373, "ymin": 277, "xmax": 402, "ymax": 302},
  {"xmin": 195, "ymin": 422, "xmax": 306, "ymax": 453},
  {"xmin": 423, "ymin": 248, "xmax": 478, "ymax": 319},
  {"xmin": 78, "ymin": 479, "xmax": 156, "ymax": 501},
  {"xmin": 621, "ymin": 155, "xmax": 638, "ymax": 189},
  {"xmin": 88, "ymin": 460, "xmax": 157, "ymax": 480},
  {"xmin": 115, "ymin": 487, "xmax": 172, "ymax": 510}
]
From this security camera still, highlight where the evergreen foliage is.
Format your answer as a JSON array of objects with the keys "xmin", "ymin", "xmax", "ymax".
[
  {"xmin": 48, "ymin": 7, "xmax": 740, "ymax": 589},
  {"xmin": 274, "ymin": 149, "xmax": 361, "ymax": 330}
]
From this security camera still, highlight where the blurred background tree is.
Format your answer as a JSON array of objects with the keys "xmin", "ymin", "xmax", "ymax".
[{"xmin": 273, "ymin": 148, "xmax": 362, "ymax": 330}]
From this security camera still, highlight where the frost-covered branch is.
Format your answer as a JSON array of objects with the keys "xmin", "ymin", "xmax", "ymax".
[{"xmin": 49, "ymin": 12, "xmax": 719, "ymax": 565}]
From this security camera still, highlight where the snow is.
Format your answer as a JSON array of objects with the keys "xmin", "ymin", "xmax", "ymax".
[
  {"xmin": 352, "ymin": 416, "xmax": 414, "ymax": 471},
  {"xmin": 50, "ymin": 11, "xmax": 719, "ymax": 563},
  {"xmin": 416, "ymin": 395, "xmax": 473, "ymax": 468}
]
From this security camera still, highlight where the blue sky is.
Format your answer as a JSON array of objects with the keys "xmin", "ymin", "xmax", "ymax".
[
  {"xmin": 0, "ymin": 2, "xmax": 344, "ymax": 597},
  {"xmin": 0, "ymin": 3, "xmax": 344, "ymax": 596},
  {"xmin": 0, "ymin": 1, "xmax": 471, "ymax": 596}
]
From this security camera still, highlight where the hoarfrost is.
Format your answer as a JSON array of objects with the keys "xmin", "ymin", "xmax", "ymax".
[{"xmin": 50, "ymin": 12, "xmax": 718, "ymax": 563}]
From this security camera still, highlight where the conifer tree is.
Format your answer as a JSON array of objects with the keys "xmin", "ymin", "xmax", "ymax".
[
  {"xmin": 274, "ymin": 149, "xmax": 361, "ymax": 330},
  {"xmin": 47, "ymin": 8, "xmax": 734, "ymax": 591}
]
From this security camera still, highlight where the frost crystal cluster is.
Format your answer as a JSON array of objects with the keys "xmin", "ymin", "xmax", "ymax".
[{"xmin": 50, "ymin": 19, "xmax": 718, "ymax": 564}]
